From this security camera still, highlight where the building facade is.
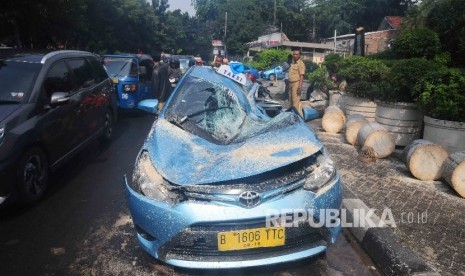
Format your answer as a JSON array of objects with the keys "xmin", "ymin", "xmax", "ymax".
[{"xmin": 246, "ymin": 32, "xmax": 335, "ymax": 64}]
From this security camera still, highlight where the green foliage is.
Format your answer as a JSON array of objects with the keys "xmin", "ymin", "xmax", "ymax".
[
  {"xmin": 369, "ymin": 48, "xmax": 398, "ymax": 60},
  {"xmin": 249, "ymin": 49, "xmax": 291, "ymax": 70},
  {"xmin": 391, "ymin": 28, "xmax": 441, "ymax": 59},
  {"xmin": 310, "ymin": 0, "xmax": 416, "ymax": 38},
  {"xmin": 378, "ymin": 58, "xmax": 445, "ymax": 103},
  {"xmin": 308, "ymin": 65, "xmax": 338, "ymax": 92},
  {"xmin": 424, "ymin": 0, "xmax": 465, "ymax": 67},
  {"xmin": 403, "ymin": 0, "xmax": 465, "ymax": 67},
  {"xmin": 338, "ymin": 56, "xmax": 389, "ymax": 100},
  {"xmin": 414, "ymin": 68, "xmax": 465, "ymax": 121},
  {"xmin": 304, "ymin": 60, "xmax": 319, "ymax": 74},
  {"xmin": 433, "ymin": 52, "xmax": 452, "ymax": 67},
  {"xmin": 322, "ymin": 53, "xmax": 343, "ymax": 75}
]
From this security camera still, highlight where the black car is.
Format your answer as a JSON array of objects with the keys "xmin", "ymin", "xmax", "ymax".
[{"xmin": 0, "ymin": 50, "xmax": 117, "ymax": 205}]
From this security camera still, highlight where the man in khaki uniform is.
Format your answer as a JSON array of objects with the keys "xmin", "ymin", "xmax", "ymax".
[{"xmin": 289, "ymin": 49, "xmax": 306, "ymax": 117}]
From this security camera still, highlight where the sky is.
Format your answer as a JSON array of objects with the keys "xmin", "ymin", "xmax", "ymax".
[{"xmin": 167, "ymin": 0, "xmax": 195, "ymax": 16}]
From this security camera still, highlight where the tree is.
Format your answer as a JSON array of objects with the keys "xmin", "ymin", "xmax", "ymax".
[
  {"xmin": 0, "ymin": 0, "xmax": 424, "ymax": 59},
  {"xmin": 403, "ymin": 0, "xmax": 465, "ymax": 67}
]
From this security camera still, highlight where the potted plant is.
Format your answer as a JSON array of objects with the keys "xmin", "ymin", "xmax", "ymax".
[
  {"xmin": 414, "ymin": 68, "xmax": 465, "ymax": 153},
  {"xmin": 338, "ymin": 56, "xmax": 389, "ymax": 121},
  {"xmin": 373, "ymin": 58, "xmax": 445, "ymax": 146}
]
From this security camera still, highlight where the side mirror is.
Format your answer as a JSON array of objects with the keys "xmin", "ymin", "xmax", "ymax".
[
  {"xmin": 137, "ymin": 99, "xmax": 159, "ymax": 114},
  {"xmin": 49, "ymin": 92, "xmax": 70, "ymax": 108}
]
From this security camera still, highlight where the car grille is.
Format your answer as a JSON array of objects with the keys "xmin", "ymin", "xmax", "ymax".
[
  {"xmin": 158, "ymin": 218, "xmax": 329, "ymax": 262},
  {"xmin": 180, "ymin": 154, "xmax": 320, "ymax": 196}
]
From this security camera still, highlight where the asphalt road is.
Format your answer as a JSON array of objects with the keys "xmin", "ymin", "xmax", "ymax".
[{"xmin": 0, "ymin": 111, "xmax": 380, "ymax": 276}]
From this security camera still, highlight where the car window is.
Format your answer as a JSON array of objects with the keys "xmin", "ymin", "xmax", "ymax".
[
  {"xmin": 169, "ymin": 74, "xmax": 246, "ymax": 142},
  {"xmin": 0, "ymin": 60, "xmax": 41, "ymax": 103},
  {"xmin": 67, "ymin": 58, "xmax": 96, "ymax": 89},
  {"xmin": 43, "ymin": 60, "xmax": 74, "ymax": 97},
  {"xmin": 87, "ymin": 57, "xmax": 109, "ymax": 82}
]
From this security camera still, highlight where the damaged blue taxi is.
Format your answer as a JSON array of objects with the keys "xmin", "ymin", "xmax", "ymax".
[{"xmin": 124, "ymin": 64, "xmax": 342, "ymax": 269}]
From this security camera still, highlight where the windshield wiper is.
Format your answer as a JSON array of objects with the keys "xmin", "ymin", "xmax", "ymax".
[
  {"xmin": 177, "ymin": 106, "xmax": 233, "ymax": 125},
  {"xmin": 111, "ymin": 62, "xmax": 129, "ymax": 77},
  {"xmin": 0, "ymin": 100, "xmax": 20, "ymax": 105},
  {"xmin": 168, "ymin": 116, "xmax": 185, "ymax": 130}
]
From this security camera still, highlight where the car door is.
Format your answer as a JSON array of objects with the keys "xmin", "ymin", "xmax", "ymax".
[
  {"xmin": 38, "ymin": 60, "xmax": 82, "ymax": 165},
  {"xmin": 66, "ymin": 57, "xmax": 101, "ymax": 142},
  {"xmin": 87, "ymin": 56, "xmax": 113, "ymax": 131}
]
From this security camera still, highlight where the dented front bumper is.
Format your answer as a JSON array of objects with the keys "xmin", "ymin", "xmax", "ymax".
[{"xmin": 123, "ymin": 173, "xmax": 342, "ymax": 269}]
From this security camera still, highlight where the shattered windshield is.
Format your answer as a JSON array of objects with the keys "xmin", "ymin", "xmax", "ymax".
[
  {"xmin": 168, "ymin": 73, "xmax": 247, "ymax": 142},
  {"xmin": 166, "ymin": 66, "xmax": 300, "ymax": 144}
]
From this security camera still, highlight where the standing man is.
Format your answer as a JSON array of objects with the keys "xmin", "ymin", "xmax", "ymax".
[
  {"xmin": 289, "ymin": 49, "xmax": 306, "ymax": 117},
  {"xmin": 282, "ymin": 54, "xmax": 292, "ymax": 101},
  {"xmin": 152, "ymin": 53, "xmax": 171, "ymax": 111},
  {"xmin": 211, "ymin": 56, "xmax": 223, "ymax": 67}
]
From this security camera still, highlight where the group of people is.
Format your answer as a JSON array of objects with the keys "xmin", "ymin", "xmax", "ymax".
[
  {"xmin": 150, "ymin": 49, "xmax": 307, "ymax": 117},
  {"xmin": 151, "ymin": 53, "xmax": 224, "ymax": 110}
]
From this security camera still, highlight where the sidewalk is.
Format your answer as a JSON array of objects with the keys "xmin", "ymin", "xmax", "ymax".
[
  {"xmin": 267, "ymin": 80, "xmax": 465, "ymax": 275},
  {"xmin": 309, "ymin": 119, "xmax": 465, "ymax": 276}
]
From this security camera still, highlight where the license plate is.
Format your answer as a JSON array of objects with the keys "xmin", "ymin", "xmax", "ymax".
[{"xmin": 217, "ymin": 227, "xmax": 285, "ymax": 251}]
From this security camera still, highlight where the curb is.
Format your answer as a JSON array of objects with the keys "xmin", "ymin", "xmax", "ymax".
[{"xmin": 341, "ymin": 187, "xmax": 439, "ymax": 276}]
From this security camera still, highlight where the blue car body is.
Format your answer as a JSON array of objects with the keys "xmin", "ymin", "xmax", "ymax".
[
  {"xmin": 102, "ymin": 54, "xmax": 153, "ymax": 109},
  {"xmin": 124, "ymin": 65, "xmax": 342, "ymax": 269},
  {"xmin": 260, "ymin": 66, "xmax": 284, "ymax": 80}
]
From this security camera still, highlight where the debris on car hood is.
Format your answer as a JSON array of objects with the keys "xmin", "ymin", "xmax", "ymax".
[{"xmin": 144, "ymin": 118, "xmax": 322, "ymax": 185}]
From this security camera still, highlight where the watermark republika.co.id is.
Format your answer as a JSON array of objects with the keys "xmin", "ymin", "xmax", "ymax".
[{"xmin": 265, "ymin": 208, "xmax": 428, "ymax": 228}]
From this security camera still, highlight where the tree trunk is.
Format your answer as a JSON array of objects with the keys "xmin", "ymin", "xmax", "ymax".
[
  {"xmin": 442, "ymin": 151, "xmax": 465, "ymax": 198},
  {"xmin": 404, "ymin": 139, "xmax": 449, "ymax": 181},
  {"xmin": 357, "ymin": 122, "xmax": 395, "ymax": 158},
  {"xmin": 345, "ymin": 114, "xmax": 369, "ymax": 146},
  {"xmin": 322, "ymin": 105, "xmax": 346, "ymax": 134}
]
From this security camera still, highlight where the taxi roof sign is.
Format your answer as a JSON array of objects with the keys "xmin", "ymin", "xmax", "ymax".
[{"xmin": 216, "ymin": 65, "xmax": 247, "ymax": 86}]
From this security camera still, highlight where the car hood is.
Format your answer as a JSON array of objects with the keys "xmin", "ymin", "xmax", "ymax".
[
  {"xmin": 0, "ymin": 104, "xmax": 20, "ymax": 123},
  {"xmin": 144, "ymin": 119, "xmax": 322, "ymax": 185}
]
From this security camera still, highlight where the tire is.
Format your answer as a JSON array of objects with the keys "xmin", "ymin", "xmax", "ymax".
[
  {"xmin": 16, "ymin": 147, "xmax": 49, "ymax": 204},
  {"xmin": 269, "ymin": 74, "xmax": 276, "ymax": 81},
  {"xmin": 101, "ymin": 109, "xmax": 114, "ymax": 142}
]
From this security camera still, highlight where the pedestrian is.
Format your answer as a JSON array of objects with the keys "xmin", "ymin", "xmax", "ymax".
[
  {"xmin": 152, "ymin": 53, "xmax": 171, "ymax": 111},
  {"xmin": 195, "ymin": 55, "xmax": 203, "ymax": 65},
  {"xmin": 288, "ymin": 49, "xmax": 306, "ymax": 117},
  {"xmin": 282, "ymin": 54, "xmax": 292, "ymax": 100},
  {"xmin": 168, "ymin": 58, "xmax": 182, "ymax": 83},
  {"xmin": 211, "ymin": 56, "xmax": 223, "ymax": 67}
]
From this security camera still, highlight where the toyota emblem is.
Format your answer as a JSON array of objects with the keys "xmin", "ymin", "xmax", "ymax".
[{"xmin": 239, "ymin": 191, "xmax": 260, "ymax": 207}]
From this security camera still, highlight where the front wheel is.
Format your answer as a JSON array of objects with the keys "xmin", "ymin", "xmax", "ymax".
[
  {"xmin": 16, "ymin": 148, "xmax": 49, "ymax": 204},
  {"xmin": 101, "ymin": 109, "xmax": 114, "ymax": 142}
]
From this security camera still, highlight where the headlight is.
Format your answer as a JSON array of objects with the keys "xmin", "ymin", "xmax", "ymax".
[
  {"xmin": 132, "ymin": 150, "xmax": 175, "ymax": 204},
  {"xmin": 303, "ymin": 153, "xmax": 337, "ymax": 192},
  {"xmin": 123, "ymin": 84, "xmax": 137, "ymax": 92}
]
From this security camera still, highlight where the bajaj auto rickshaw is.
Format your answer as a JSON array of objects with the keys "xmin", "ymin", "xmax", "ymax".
[{"xmin": 102, "ymin": 54, "xmax": 154, "ymax": 109}]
